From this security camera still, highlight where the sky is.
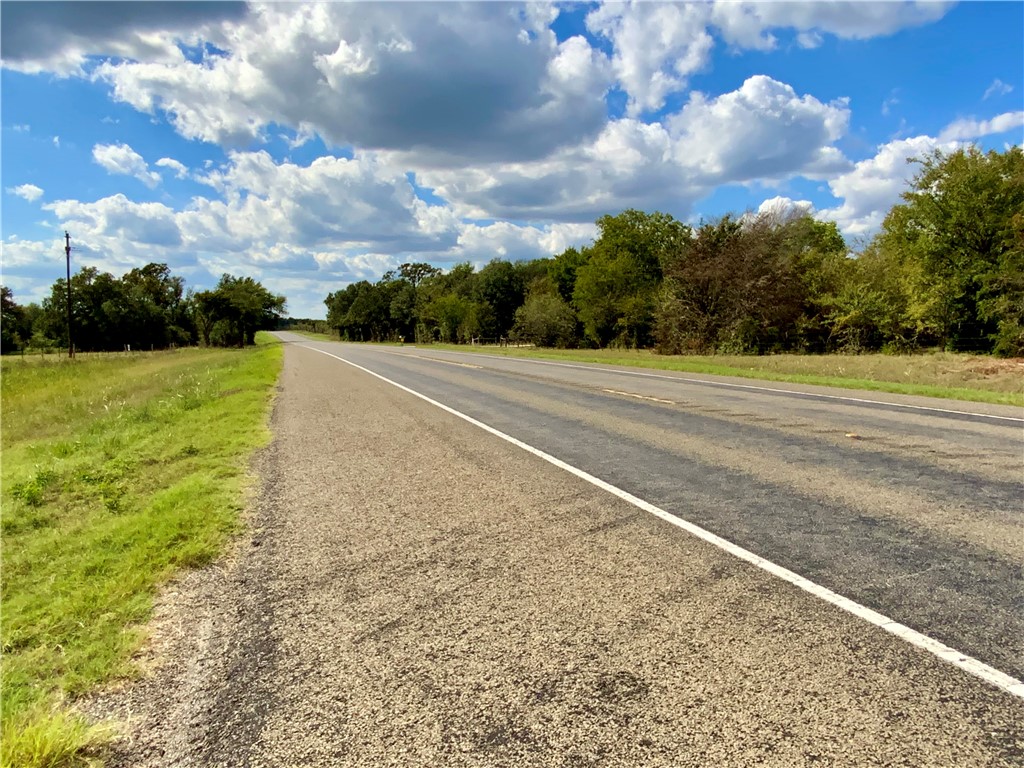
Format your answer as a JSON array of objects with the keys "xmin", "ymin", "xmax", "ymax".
[{"xmin": 2, "ymin": 1, "xmax": 1022, "ymax": 319}]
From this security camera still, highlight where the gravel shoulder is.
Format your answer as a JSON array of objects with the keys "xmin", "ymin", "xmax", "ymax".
[{"xmin": 87, "ymin": 342, "xmax": 1023, "ymax": 767}]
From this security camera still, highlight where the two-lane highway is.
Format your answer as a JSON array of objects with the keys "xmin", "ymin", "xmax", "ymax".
[
  {"xmin": 293, "ymin": 335, "xmax": 1024, "ymax": 686},
  {"xmin": 99, "ymin": 334, "xmax": 1023, "ymax": 767}
]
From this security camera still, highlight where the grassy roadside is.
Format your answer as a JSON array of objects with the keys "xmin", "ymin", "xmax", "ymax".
[
  {"xmin": 289, "ymin": 331, "xmax": 1022, "ymax": 407},
  {"xmin": 0, "ymin": 334, "xmax": 283, "ymax": 767}
]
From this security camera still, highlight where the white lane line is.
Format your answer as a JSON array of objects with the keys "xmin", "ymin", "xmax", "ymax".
[
  {"xmin": 602, "ymin": 388, "xmax": 676, "ymax": 405},
  {"xmin": 391, "ymin": 348, "xmax": 1024, "ymax": 424},
  {"xmin": 301, "ymin": 343, "xmax": 1024, "ymax": 701}
]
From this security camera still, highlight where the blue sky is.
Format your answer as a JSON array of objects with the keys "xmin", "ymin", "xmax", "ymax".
[{"xmin": 2, "ymin": 1, "xmax": 1022, "ymax": 318}]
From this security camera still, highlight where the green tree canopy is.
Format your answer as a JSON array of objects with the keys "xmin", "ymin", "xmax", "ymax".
[{"xmin": 876, "ymin": 145, "xmax": 1024, "ymax": 352}]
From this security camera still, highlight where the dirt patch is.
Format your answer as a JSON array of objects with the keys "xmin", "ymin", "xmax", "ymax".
[{"xmin": 963, "ymin": 357, "xmax": 1024, "ymax": 377}]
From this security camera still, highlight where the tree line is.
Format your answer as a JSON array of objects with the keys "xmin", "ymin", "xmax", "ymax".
[
  {"xmin": 3, "ymin": 146, "xmax": 1018, "ymax": 357},
  {"xmin": 1, "ymin": 266, "xmax": 286, "ymax": 353},
  {"xmin": 325, "ymin": 146, "xmax": 1023, "ymax": 356}
]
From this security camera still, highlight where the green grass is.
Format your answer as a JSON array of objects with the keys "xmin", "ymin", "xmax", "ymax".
[
  {"xmin": 286, "ymin": 330, "xmax": 1022, "ymax": 407},
  {"xmin": 1, "ymin": 334, "xmax": 283, "ymax": 767}
]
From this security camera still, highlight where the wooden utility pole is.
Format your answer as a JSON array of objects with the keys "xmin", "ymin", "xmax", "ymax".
[{"xmin": 65, "ymin": 231, "xmax": 74, "ymax": 358}]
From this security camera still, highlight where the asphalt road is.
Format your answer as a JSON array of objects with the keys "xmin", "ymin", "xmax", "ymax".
[
  {"xmin": 94, "ymin": 334, "xmax": 1024, "ymax": 766},
  {"xmin": 290, "ymin": 336, "xmax": 1024, "ymax": 683}
]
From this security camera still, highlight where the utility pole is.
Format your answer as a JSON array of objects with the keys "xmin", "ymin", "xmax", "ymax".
[{"xmin": 65, "ymin": 231, "xmax": 74, "ymax": 358}]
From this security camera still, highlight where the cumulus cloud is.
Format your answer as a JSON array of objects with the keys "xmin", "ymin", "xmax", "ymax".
[
  {"xmin": 46, "ymin": 194, "xmax": 183, "ymax": 248},
  {"xmin": 414, "ymin": 76, "xmax": 851, "ymax": 223},
  {"xmin": 155, "ymin": 157, "xmax": 189, "ymax": 179},
  {"xmin": 35, "ymin": 151, "xmax": 458, "ymax": 297},
  {"xmin": 452, "ymin": 221, "xmax": 598, "ymax": 264},
  {"xmin": 756, "ymin": 196, "xmax": 815, "ymax": 218},
  {"xmin": 1, "ymin": 237, "xmax": 60, "ymax": 269},
  {"xmin": 710, "ymin": 1, "xmax": 953, "ymax": 50},
  {"xmin": 819, "ymin": 135, "xmax": 960, "ymax": 236},
  {"xmin": 669, "ymin": 75, "xmax": 851, "ymax": 181},
  {"xmin": 93, "ymin": 3, "xmax": 611, "ymax": 164},
  {"xmin": 92, "ymin": 142, "xmax": 161, "ymax": 187},
  {"xmin": 6, "ymin": 183, "xmax": 44, "ymax": 202},
  {"xmin": 0, "ymin": 1, "xmax": 247, "ymax": 75},
  {"xmin": 190, "ymin": 150, "xmax": 460, "ymax": 254},
  {"xmin": 582, "ymin": 1, "xmax": 948, "ymax": 117},
  {"xmin": 2, "ymin": 2, "xmax": 972, "ymax": 316},
  {"xmin": 938, "ymin": 111, "xmax": 1024, "ymax": 142},
  {"xmin": 586, "ymin": 2, "xmax": 713, "ymax": 116}
]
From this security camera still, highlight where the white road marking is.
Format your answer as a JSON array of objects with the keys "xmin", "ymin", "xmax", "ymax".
[
  {"xmin": 602, "ymin": 388, "xmax": 676, "ymax": 405},
  {"xmin": 393, "ymin": 347, "xmax": 1024, "ymax": 424},
  {"xmin": 301, "ymin": 343, "xmax": 1024, "ymax": 701}
]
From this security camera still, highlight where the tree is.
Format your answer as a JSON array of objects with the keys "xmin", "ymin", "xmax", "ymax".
[
  {"xmin": 199, "ymin": 275, "xmax": 286, "ymax": 347},
  {"xmin": 398, "ymin": 262, "xmax": 440, "ymax": 288},
  {"xmin": 573, "ymin": 210, "xmax": 690, "ymax": 348},
  {"xmin": 121, "ymin": 263, "xmax": 190, "ymax": 347},
  {"xmin": 475, "ymin": 259, "xmax": 525, "ymax": 338},
  {"xmin": 423, "ymin": 293, "xmax": 475, "ymax": 343},
  {"xmin": 549, "ymin": 246, "xmax": 589, "ymax": 305},
  {"xmin": 39, "ymin": 267, "xmax": 128, "ymax": 352},
  {"xmin": 875, "ymin": 145, "xmax": 1024, "ymax": 352},
  {"xmin": 1, "ymin": 286, "xmax": 29, "ymax": 353},
  {"xmin": 656, "ymin": 212, "xmax": 817, "ymax": 354},
  {"xmin": 512, "ymin": 293, "xmax": 577, "ymax": 348}
]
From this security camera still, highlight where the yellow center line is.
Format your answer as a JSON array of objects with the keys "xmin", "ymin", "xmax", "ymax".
[{"xmin": 602, "ymin": 388, "xmax": 675, "ymax": 405}]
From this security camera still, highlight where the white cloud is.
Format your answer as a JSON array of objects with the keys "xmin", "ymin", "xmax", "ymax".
[
  {"xmin": 796, "ymin": 31, "xmax": 824, "ymax": 49},
  {"xmin": 1, "ymin": 237, "xmax": 56, "ymax": 268},
  {"xmin": 983, "ymin": 79, "xmax": 1014, "ymax": 100},
  {"xmin": 580, "ymin": 1, "xmax": 950, "ymax": 117},
  {"xmin": 711, "ymin": 1, "xmax": 953, "ymax": 50},
  {"xmin": 92, "ymin": 142, "xmax": 161, "ymax": 188},
  {"xmin": 669, "ymin": 76, "xmax": 851, "ymax": 181},
  {"xmin": 11, "ymin": 123, "xmax": 30, "ymax": 132},
  {"xmin": 756, "ymin": 196, "xmax": 815, "ymax": 218},
  {"xmin": 155, "ymin": 157, "xmax": 189, "ymax": 179},
  {"xmin": 6, "ymin": 183, "xmax": 44, "ymax": 202},
  {"xmin": 938, "ymin": 111, "xmax": 1024, "ymax": 142},
  {"xmin": 413, "ymin": 76, "xmax": 851, "ymax": 224},
  {"xmin": 820, "ymin": 135, "xmax": 960, "ymax": 236},
  {"xmin": 452, "ymin": 221, "xmax": 597, "ymax": 264},
  {"xmin": 46, "ymin": 194, "xmax": 182, "ymax": 249},
  {"xmin": 586, "ymin": 2, "xmax": 713, "ymax": 116},
  {"xmin": 94, "ymin": 3, "xmax": 611, "ymax": 164},
  {"xmin": 189, "ymin": 150, "xmax": 460, "ymax": 254}
]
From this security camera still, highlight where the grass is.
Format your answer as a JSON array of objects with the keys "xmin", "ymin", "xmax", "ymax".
[
  {"xmin": 287, "ymin": 331, "xmax": 1022, "ymax": 407},
  {"xmin": 0, "ymin": 334, "xmax": 283, "ymax": 767}
]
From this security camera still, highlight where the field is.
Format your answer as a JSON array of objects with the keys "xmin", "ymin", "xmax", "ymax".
[
  {"xmin": 291, "ymin": 332, "xmax": 1024, "ymax": 407},
  {"xmin": 0, "ymin": 336, "xmax": 283, "ymax": 767}
]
